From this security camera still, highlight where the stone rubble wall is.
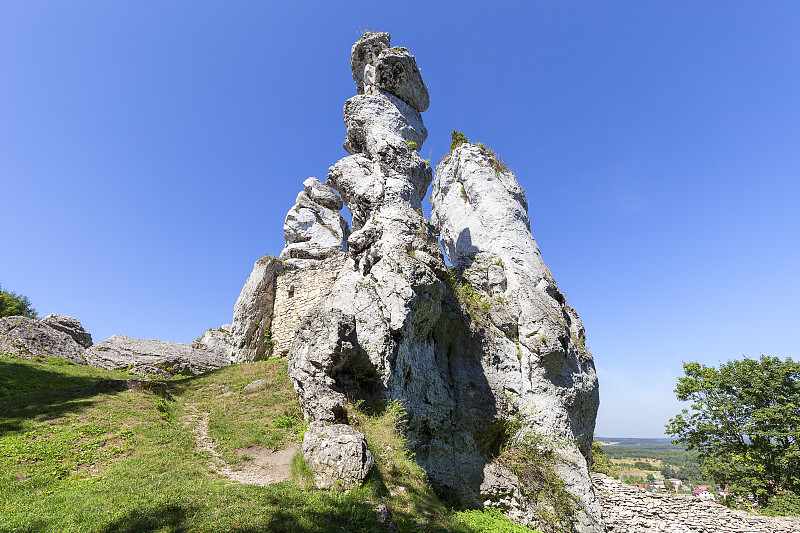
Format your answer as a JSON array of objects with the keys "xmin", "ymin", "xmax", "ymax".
[
  {"xmin": 592, "ymin": 473, "xmax": 800, "ymax": 533},
  {"xmin": 271, "ymin": 255, "xmax": 346, "ymax": 357}
]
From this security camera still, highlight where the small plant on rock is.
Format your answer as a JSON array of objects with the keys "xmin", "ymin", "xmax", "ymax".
[{"xmin": 450, "ymin": 130, "xmax": 469, "ymax": 152}]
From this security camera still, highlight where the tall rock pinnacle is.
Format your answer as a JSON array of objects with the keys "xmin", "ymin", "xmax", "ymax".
[
  {"xmin": 432, "ymin": 143, "xmax": 603, "ymax": 531},
  {"xmin": 287, "ymin": 31, "xmax": 444, "ymax": 423},
  {"xmin": 272, "ymin": 32, "xmax": 604, "ymax": 532}
]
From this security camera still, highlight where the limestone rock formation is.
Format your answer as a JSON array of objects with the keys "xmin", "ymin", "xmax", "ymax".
[
  {"xmin": 301, "ymin": 421, "xmax": 374, "ymax": 489},
  {"xmin": 191, "ymin": 324, "xmax": 233, "ymax": 360},
  {"xmin": 41, "ymin": 314, "xmax": 93, "ymax": 347},
  {"xmin": 351, "ymin": 31, "xmax": 429, "ymax": 112},
  {"xmin": 279, "ymin": 177, "xmax": 350, "ymax": 268},
  {"xmin": 85, "ymin": 335, "xmax": 228, "ymax": 377},
  {"xmin": 262, "ymin": 32, "xmax": 602, "ymax": 531},
  {"xmin": 230, "ymin": 256, "xmax": 282, "ymax": 363},
  {"xmin": 0, "ymin": 315, "xmax": 90, "ymax": 364},
  {"xmin": 431, "ymin": 142, "xmax": 602, "ymax": 530}
]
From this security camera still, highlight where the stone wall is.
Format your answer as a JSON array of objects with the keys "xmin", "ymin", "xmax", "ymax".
[
  {"xmin": 271, "ymin": 255, "xmax": 346, "ymax": 357},
  {"xmin": 592, "ymin": 473, "xmax": 800, "ymax": 533}
]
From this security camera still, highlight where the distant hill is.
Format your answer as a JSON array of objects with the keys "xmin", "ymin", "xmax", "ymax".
[{"xmin": 595, "ymin": 437, "xmax": 678, "ymax": 448}]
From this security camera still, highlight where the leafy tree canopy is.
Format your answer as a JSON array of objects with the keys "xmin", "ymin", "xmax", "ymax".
[
  {"xmin": 666, "ymin": 355, "xmax": 800, "ymax": 508},
  {"xmin": 0, "ymin": 284, "xmax": 38, "ymax": 319}
]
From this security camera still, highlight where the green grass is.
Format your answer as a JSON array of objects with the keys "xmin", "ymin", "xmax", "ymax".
[{"xmin": 0, "ymin": 352, "xmax": 540, "ymax": 532}]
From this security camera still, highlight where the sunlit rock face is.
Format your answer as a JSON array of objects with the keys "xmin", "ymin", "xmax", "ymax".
[
  {"xmin": 432, "ymin": 143, "xmax": 602, "ymax": 531},
  {"xmin": 276, "ymin": 32, "xmax": 604, "ymax": 531}
]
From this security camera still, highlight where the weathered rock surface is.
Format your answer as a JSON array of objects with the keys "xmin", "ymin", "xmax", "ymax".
[
  {"xmin": 593, "ymin": 473, "xmax": 800, "ymax": 533},
  {"xmin": 279, "ymin": 177, "xmax": 350, "ymax": 268},
  {"xmin": 278, "ymin": 32, "xmax": 603, "ymax": 531},
  {"xmin": 287, "ymin": 309, "xmax": 358, "ymax": 423},
  {"xmin": 41, "ymin": 314, "xmax": 93, "ymax": 347},
  {"xmin": 191, "ymin": 323, "xmax": 233, "ymax": 360},
  {"xmin": 351, "ymin": 32, "xmax": 429, "ymax": 112},
  {"xmin": 230, "ymin": 256, "xmax": 282, "ymax": 363},
  {"xmin": 85, "ymin": 335, "xmax": 228, "ymax": 377},
  {"xmin": 0, "ymin": 315, "xmax": 89, "ymax": 364},
  {"xmin": 301, "ymin": 421, "xmax": 374, "ymax": 489},
  {"xmin": 431, "ymin": 142, "xmax": 602, "ymax": 530}
]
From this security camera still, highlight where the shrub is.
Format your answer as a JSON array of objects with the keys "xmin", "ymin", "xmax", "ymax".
[
  {"xmin": 590, "ymin": 441, "xmax": 617, "ymax": 476},
  {"xmin": 762, "ymin": 491, "xmax": 800, "ymax": 517},
  {"xmin": 0, "ymin": 284, "xmax": 37, "ymax": 318},
  {"xmin": 450, "ymin": 130, "xmax": 469, "ymax": 152},
  {"xmin": 498, "ymin": 431, "xmax": 579, "ymax": 533},
  {"xmin": 445, "ymin": 268, "xmax": 490, "ymax": 319}
]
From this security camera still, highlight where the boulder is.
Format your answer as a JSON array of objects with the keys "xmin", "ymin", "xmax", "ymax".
[
  {"xmin": 41, "ymin": 314, "xmax": 93, "ymax": 347},
  {"xmin": 304, "ymin": 176, "xmax": 343, "ymax": 210},
  {"xmin": 230, "ymin": 256, "xmax": 282, "ymax": 363},
  {"xmin": 287, "ymin": 309, "xmax": 358, "ymax": 423},
  {"xmin": 84, "ymin": 335, "xmax": 228, "ymax": 377},
  {"xmin": 351, "ymin": 32, "xmax": 429, "ymax": 112},
  {"xmin": 279, "ymin": 178, "xmax": 350, "ymax": 268},
  {"xmin": 0, "ymin": 315, "xmax": 88, "ymax": 364},
  {"xmin": 191, "ymin": 323, "xmax": 233, "ymax": 360},
  {"xmin": 301, "ymin": 421, "xmax": 374, "ymax": 489}
]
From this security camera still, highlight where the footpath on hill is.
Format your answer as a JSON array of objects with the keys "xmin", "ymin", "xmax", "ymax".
[{"xmin": 592, "ymin": 473, "xmax": 800, "ymax": 532}]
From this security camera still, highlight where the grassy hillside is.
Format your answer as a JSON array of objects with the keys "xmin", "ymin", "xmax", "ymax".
[{"xmin": 0, "ymin": 352, "xmax": 537, "ymax": 533}]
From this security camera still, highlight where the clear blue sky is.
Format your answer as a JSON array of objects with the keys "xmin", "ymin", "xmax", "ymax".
[{"xmin": 2, "ymin": 2, "xmax": 798, "ymax": 438}]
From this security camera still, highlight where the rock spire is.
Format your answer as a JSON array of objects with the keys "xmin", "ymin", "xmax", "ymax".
[
  {"xmin": 432, "ymin": 142, "xmax": 603, "ymax": 530},
  {"xmin": 247, "ymin": 32, "xmax": 604, "ymax": 532}
]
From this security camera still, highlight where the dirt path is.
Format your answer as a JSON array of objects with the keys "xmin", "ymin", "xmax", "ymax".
[{"xmin": 183, "ymin": 403, "xmax": 297, "ymax": 486}]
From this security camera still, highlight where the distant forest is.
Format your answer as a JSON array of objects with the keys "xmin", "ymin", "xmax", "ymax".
[{"xmin": 596, "ymin": 438, "xmax": 705, "ymax": 483}]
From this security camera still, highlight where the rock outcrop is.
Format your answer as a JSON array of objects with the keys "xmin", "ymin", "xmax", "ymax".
[
  {"xmin": 284, "ymin": 30, "xmax": 447, "ymax": 495},
  {"xmin": 593, "ymin": 473, "xmax": 800, "ymax": 533},
  {"xmin": 41, "ymin": 314, "xmax": 93, "ymax": 348},
  {"xmin": 230, "ymin": 256, "xmax": 283, "ymax": 363},
  {"xmin": 85, "ymin": 335, "xmax": 228, "ymax": 377},
  {"xmin": 0, "ymin": 315, "xmax": 90, "ymax": 364},
  {"xmin": 243, "ymin": 31, "xmax": 602, "ymax": 531},
  {"xmin": 432, "ymin": 142, "xmax": 602, "ymax": 530},
  {"xmin": 302, "ymin": 421, "xmax": 374, "ymax": 489},
  {"xmin": 191, "ymin": 324, "xmax": 233, "ymax": 360},
  {"xmin": 279, "ymin": 177, "xmax": 350, "ymax": 268}
]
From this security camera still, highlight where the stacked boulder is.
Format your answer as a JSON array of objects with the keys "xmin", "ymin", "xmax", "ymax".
[
  {"xmin": 279, "ymin": 177, "xmax": 350, "ymax": 268},
  {"xmin": 287, "ymin": 31, "xmax": 442, "ymax": 490}
]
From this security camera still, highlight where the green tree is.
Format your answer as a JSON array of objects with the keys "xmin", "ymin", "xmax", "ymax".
[
  {"xmin": 666, "ymin": 355, "xmax": 800, "ymax": 508},
  {"xmin": 590, "ymin": 441, "xmax": 617, "ymax": 476},
  {"xmin": 0, "ymin": 284, "xmax": 38, "ymax": 318}
]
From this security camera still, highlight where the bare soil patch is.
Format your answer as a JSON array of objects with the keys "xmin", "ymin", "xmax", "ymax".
[{"xmin": 184, "ymin": 402, "xmax": 296, "ymax": 486}]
